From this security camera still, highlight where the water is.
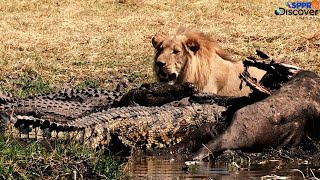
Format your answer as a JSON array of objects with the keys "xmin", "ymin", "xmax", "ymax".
[{"xmin": 123, "ymin": 155, "xmax": 320, "ymax": 179}]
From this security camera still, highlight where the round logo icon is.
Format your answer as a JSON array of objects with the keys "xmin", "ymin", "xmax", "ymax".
[
  {"xmin": 312, "ymin": 0, "xmax": 319, "ymax": 9},
  {"xmin": 275, "ymin": 8, "xmax": 281, "ymax": 15}
]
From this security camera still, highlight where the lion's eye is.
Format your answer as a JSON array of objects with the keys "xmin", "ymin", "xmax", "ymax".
[
  {"xmin": 172, "ymin": 49, "xmax": 180, "ymax": 54},
  {"xmin": 158, "ymin": 47, "xmax": 164, "ymax": 53}
]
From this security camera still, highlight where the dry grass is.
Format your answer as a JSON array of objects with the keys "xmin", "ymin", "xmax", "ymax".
[
  {"xmin": 0, "ymin": 0, "xmax": 319, "ymax": 96},
  {"xmin": 0, "ymin": 1, "xmax": 319, "ymax": 178}
]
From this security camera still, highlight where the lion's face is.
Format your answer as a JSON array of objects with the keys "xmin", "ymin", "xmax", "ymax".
[{"xmin": 152, "ymin": 34, "xmax": 199, "ymax": 85}]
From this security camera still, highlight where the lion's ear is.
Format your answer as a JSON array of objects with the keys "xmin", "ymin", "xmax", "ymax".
[
  {"xmin": 152, "ymin": 34, "xmax": 166, "ymax": 49},
  {"xmin": 186, "ymin": 41, "xmax": 200, "ymax": 54}
]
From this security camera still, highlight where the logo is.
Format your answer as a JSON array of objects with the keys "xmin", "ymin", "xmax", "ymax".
[
  {"xmin": 275, "ymin": 0, "xmax": 319, "ymax": 16},
  {"xmin": 313, "ymin": 0, "xmax": 320, "ymax": 8}
]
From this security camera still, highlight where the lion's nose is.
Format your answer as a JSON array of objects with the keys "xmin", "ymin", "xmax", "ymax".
[
  {"xmin": 155, "ymin": 61, "xmax": 166, "ymax": 68},
  {"xmin": 169, "ymin": 73, "xmax": 177, "ymax": 81}
]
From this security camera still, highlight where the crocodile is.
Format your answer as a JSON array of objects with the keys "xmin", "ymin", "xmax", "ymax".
[
  {"xmin": 0, "ymin": 86, "xmax": 128, "ymax": 123},
  {"xmin": 1, "ymin": 81, "xmax": 196, "ymax": 115},
  {"xmin": 0, "ymin": 83, "xmax": 205, "ymax": 149},
  {"xmin": 0, "ymin": 91, "xmax": 16, "ymax": 104},
  {"xmin": 0, "ymin": 82, "xmax": 198, "ymax": 119},
  {"xmin": 0, "ymin": 98, "xmax": 95, "ymax": 122},
  {"xmin": 117, "ymin": 82, "xmax": 198, "ymax": 107},
  {"xmin": 1, "ymin": 103, "xmax": 226, "ymax": 149},
  {"xmin": 36, "ymin": 88, "xmax": 124, "ymax": 109},
  {"xmin": 1, "ymin": 51, "xmax": 319, "ymax": 158}
]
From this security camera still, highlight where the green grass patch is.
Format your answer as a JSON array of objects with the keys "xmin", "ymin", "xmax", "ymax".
[
  {"xmin": 76, "ymin": 79, "xmax": 100, "ymax": 89},
  {"xmin": 12, "ymin": 74, "xmax": 53, "ymax": 97},
  {"xmin": 0, "ymin": 135, "xmax": 122, "ymax": 179}
]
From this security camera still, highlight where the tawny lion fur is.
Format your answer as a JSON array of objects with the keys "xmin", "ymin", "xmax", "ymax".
[{"xmin": 152, "ymin": 28, "xmax": 266, "ymax": 96}]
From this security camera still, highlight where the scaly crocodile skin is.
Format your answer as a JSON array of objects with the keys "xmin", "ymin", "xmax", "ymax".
[
  {"xmin": 37, "ymin": 88, "xmax": 124, "ymax": 109},
  {"xmin": 0, "ymin": 91, "xmax": 16, "ymax": 104},
  {"xmin": 1, "ymin": 103, "xmax": 226, "ymax": 149},
  {"xmin": 0, "ymin": 98, "xmax": 95, "ymax": 123}
]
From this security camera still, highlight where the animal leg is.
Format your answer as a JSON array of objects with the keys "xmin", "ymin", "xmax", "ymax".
[{"xmin": 191, "ymin": 117, "xmax": 252, "ymax": 161}]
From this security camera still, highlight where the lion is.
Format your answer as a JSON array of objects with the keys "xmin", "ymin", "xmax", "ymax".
[{"xmin": 151, "ymin": 28, "xmax": 266, "ymax": 96}]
